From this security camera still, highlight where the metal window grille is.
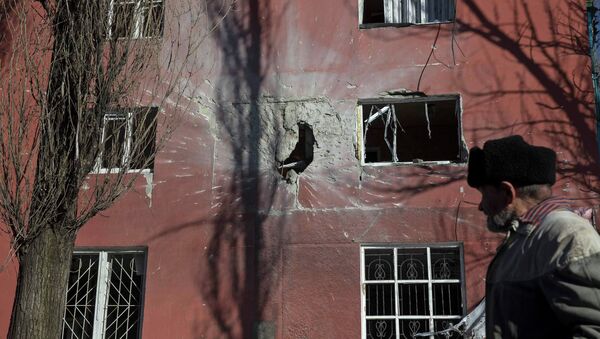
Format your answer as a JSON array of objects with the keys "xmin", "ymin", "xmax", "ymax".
[
  {"xmin": 361, "ymin": 244, "xmax": 466, "ymax": 339},
  {"xmin": 62, "ymin": 251, "xmax": 146, "ymax": 339},
  {"xmin": 108, "ymin": 0, "xmax": 164, "ymax": 39}
]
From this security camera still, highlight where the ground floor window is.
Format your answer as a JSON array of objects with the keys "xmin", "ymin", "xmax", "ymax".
[
  {"xmin": 361, "ymin": 243, "xmax": 465, "ymax": 339},
  {"xmin": 62, "ymin": 249, "xmax": 147, "ymax": 339}
]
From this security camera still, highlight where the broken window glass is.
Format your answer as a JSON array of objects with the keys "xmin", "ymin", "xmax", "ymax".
[
  {"xmin": 360, "ymin": 95, "xmax": 465, "ymax": 165},
  {"xmin": 95, "ymin": 107, "xmax": 158, "ymax": 173}
]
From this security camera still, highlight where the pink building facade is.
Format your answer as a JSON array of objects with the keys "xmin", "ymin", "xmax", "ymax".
[{"xmin": 1, "ymin": 0, "xmax": 599, "ymax": 338}]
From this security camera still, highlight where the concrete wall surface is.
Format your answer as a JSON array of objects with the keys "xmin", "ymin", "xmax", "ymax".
[{"xmin": 0, "ymin": 0, "xmax": 599, "ymax": 338}]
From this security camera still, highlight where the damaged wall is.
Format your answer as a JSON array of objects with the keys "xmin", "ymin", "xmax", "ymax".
[{"xmin": 1, "ymin": 0, "xmax": 599, "ymax": 338}]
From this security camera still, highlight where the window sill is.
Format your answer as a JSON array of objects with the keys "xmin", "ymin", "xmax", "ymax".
[
  {"xmin": 91, "ymin": 168, "xmax": 152, "ymax": 175},
  {"xmin": 359, "ymin": 20, "xmax": 454, "ymax": 30},
  {"xmin": 361, "ymin": 161, "xmax": 466, "ymax": 167}
]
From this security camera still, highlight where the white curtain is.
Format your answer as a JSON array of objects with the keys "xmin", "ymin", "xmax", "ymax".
[
  {"xmin": 384, "ymin": 0, "xmax": 402, "ymax": 23},
  {"xmin": 383, "ymin": 0, "xmax": 455, "ymax": 24}
]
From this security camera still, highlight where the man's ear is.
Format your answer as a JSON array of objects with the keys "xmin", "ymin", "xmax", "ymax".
[{"xmin": 499, "ymin": 181, "xmax": 517, "ymax": 205}]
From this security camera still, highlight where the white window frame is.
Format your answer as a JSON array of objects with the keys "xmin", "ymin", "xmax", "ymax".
[
  {"xmin": 94, "ymin": 112, "xmax": 150, "ymax": 174},
  {"xmin": 62, "ymin": 249, "xmax": 147, "ymax": 339},
  {"xmin": 356, "ymin": 95, "xmax": 465, "ymax": 167},
  {"xmin": 107, "ymin": 0, "xmax": 164, "ymax": 39},
  {"xmin": 93, "ymin": 108, "xmax": 157, "ymax": 174},
  {"xmin": 359, "ymin": 0, "xmax": 455, "ymax": 27},
  {"xmin": 360, "ymin": 243, "xmax": 466, "ymax": 339}
]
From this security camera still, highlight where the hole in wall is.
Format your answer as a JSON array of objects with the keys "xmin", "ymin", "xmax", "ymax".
[{"xmin": 278, "ymin": 122, "xmax": 315, "ymax": 179}]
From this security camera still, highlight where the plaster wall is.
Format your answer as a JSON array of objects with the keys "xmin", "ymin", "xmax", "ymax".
[{"xmin": 0, "ymin": 0, "xmax": 598, "ymax": 338}]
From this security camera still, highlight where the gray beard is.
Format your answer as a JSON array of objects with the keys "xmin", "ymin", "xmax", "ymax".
[{"xmin": 487, "ymin": 208, "xmax": 518, "ymax": 233}]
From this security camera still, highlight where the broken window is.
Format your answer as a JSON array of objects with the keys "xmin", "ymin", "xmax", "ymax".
[
  {"xmin": 361, "ymin": 244, "xmax": 465, "ymax": 339},
  {"xmin": 109, "ymin": 0, "xmax": 164, "ymax": 39},
  {"xmin": 360, "ymin": 0, "xmax": 455, "ymax": 27},
  {"xmin": 62, "ymin": 249, "xmax": 147, "ymax": 339},
  {"xmin": 278, "ymin": 123, "xmax": 315, "ymax": 179},
  {"xmin": 358, "ymin": 95, "xmax": 465, "ymax": 165},
  {"xmin": 95, "ymin": 107, "xmax": 158, "ymax": 173}
]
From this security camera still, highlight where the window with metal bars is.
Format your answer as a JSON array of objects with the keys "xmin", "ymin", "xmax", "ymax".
[
  {"xmin": 360, "ymin": 0, "xmax": 455, "ymax": 27},
  {"xmin": 62, "ymin": 250, "xmax": 147, "ymax": 339},
  {"xmin": 361, "ymin": 244, "xmax": 466, "ymax": 339},
  {"xmin": 108, "ymin": 0, "xmax": 164, "ymax": 39},
  {"xmin": 357, "ymin": 95, "xmax": 465, "ymax": 165}
]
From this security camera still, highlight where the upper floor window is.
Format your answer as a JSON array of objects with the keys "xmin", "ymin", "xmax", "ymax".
[
  {"xmin": 360, "ymin": 0, "xmax": 455, "ymax": 28},
  {"xmin": 95, "ymin": 107, "xmax": 158, "ymax": 174},
  {"xmin": 108, "ymin": 0, "xmax": 164, "ymax": 39},
  {"xmin": 62, "ymin": 249, "xmax": 147, "ymax": 339},
  {"xmin": 357, "ymin": 95, "xmax": 465, "ymax": 166},
  {"xmin": 361, "ymin": 244, "xmax": 466, "ymax": 339}
]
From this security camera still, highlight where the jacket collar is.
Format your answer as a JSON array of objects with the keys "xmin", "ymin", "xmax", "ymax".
[{"xmin": 517, "ymin": 196, "xmax": 571, "ymax": 231}]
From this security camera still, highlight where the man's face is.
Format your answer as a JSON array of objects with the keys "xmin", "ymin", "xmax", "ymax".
[{"xmin": 477, "ymin": 184, "xmax": 517, "ymax": 233}]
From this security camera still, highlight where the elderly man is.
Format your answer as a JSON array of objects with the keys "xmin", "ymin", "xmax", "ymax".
[{"xmin": 467, "ymin": 135, "xmax": 600, "ymax": 339}]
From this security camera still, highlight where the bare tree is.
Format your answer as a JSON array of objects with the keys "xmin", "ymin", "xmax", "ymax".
[{"xmin": 0, "ymin": 0, "xmax": 233, "ymax": 337}]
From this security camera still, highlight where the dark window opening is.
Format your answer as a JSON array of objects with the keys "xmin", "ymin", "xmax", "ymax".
[
  {"xmin": 362, "ymin": 244, "xmax": 466, "ymax": 339},
  {"xmin": 360, "ymin": 96, "xmax": 464, "ymax": 164},
  {"xmin": 110, "ymin": 0, "xmax": 164, "ymax": 39},
  {"xmin": 97, "ymin": 107, "xmax": 158, "ymax": 173},
  {"xmin": 63, "ymin": 250, "xmax": 147, "ymax": 339},
  {"xmin": 111, "ymin": 2, "xmax": 137, "ymax": 39},
  {"xmin": 360, "ymin": 0, "xmax": 455, "ymax": 27},
  {"xmin": 279, "ymin": 123, "xmax": 315, "ymax": 179},
  {"xmin": 141, "ymin": 2, "xmax": 165, "ymax": 38},
  {"xmin": 101, "ymin": 116, "xmax": 128, "ymax": 169},
  {"xmin": 362, "ymin": 0, "xmax": 385, "ymax": 24}
]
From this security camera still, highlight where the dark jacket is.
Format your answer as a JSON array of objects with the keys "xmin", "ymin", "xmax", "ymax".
[{"xmin": 486, "ymin": 210, "xmax": 600, "ymax": 339}]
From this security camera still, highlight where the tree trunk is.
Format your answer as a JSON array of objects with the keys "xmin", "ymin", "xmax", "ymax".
[{"xmin": 8, "ymin": 227, "xmax": 75, "ymax": 339}]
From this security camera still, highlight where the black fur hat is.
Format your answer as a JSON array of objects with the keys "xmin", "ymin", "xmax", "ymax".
[{"xmin": 467, "ymin": 135, "xmax": 556, "ymax": 188}]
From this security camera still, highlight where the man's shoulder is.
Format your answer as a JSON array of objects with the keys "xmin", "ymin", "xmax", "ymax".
[{"xmin": 535, "ymin": 210, "xmax": 600, "ymax": 267}]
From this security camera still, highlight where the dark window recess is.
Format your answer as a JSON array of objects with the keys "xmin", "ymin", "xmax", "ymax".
[
  {"xmin": 105, "ymin": 253, "xmax": 145, "ymax": 338},
  {"xmin": 398, "ymin": 283, "xmax": 430, "ymax": 315},
  {"xmin": 367, "ymin": 319, "xmax": 396, "ymax": 338},
  {"xmin": 98, "ymin": 107, "xmax": 158, "ymax": 172},
  {"xmin": 278, "ymin": 123, "xmax": 315, "ymax": 178},
  {"xmin": 364, "ymin": 249, "xmax": 394, "ymax": 280},
  {"xmin": 366, "ymin": 284, "xmax": 396, "ymax": 316},
  {"xmin": 362, "ymin": 0, "xmax": 385, "ymax": 24},
  {"xmin": 130, "ymin": 107, "xmax": 158, "ymax": 170},
  {"xmin": 111, "ymin": 2, "xmax": 137, "ymax": 39},
  {"xmin": 362, "ymin": 244, "xmax": 466, "ymax": 339},
  {"xmin": 110, "ymin": 0, "xmax": 164, "ymax": 39},
  {"xmin": 399, "ymin": 319, "xmax": 429, "ymax": 338},
  {"xmin": 62, "ymin": 251, "xmax": 146, "ymax": 339},
  {"xmin": 432, "ymin": 283, "xmax": 462, "ymax": 315},
  {"xmin": 397, "ymin": 248, "xmax": 428, "ymax": 280},
  {"xmin": 63, "ymin": 254, "xmax": 99, "ymax": 339},
  {"xmin": 141, "ymin": 2, "xmax": 165, "ymax": 38},
  {"xmin": 102, "ymin": 117, "xmax": 128, "ymax": 169},
  {"xmin": 360, "ymin": 0, "xmax": 455, "ymax": 26},
  {"xmin": 361, "ymin": 97, "xmax": 464, "ymax": 164}
]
